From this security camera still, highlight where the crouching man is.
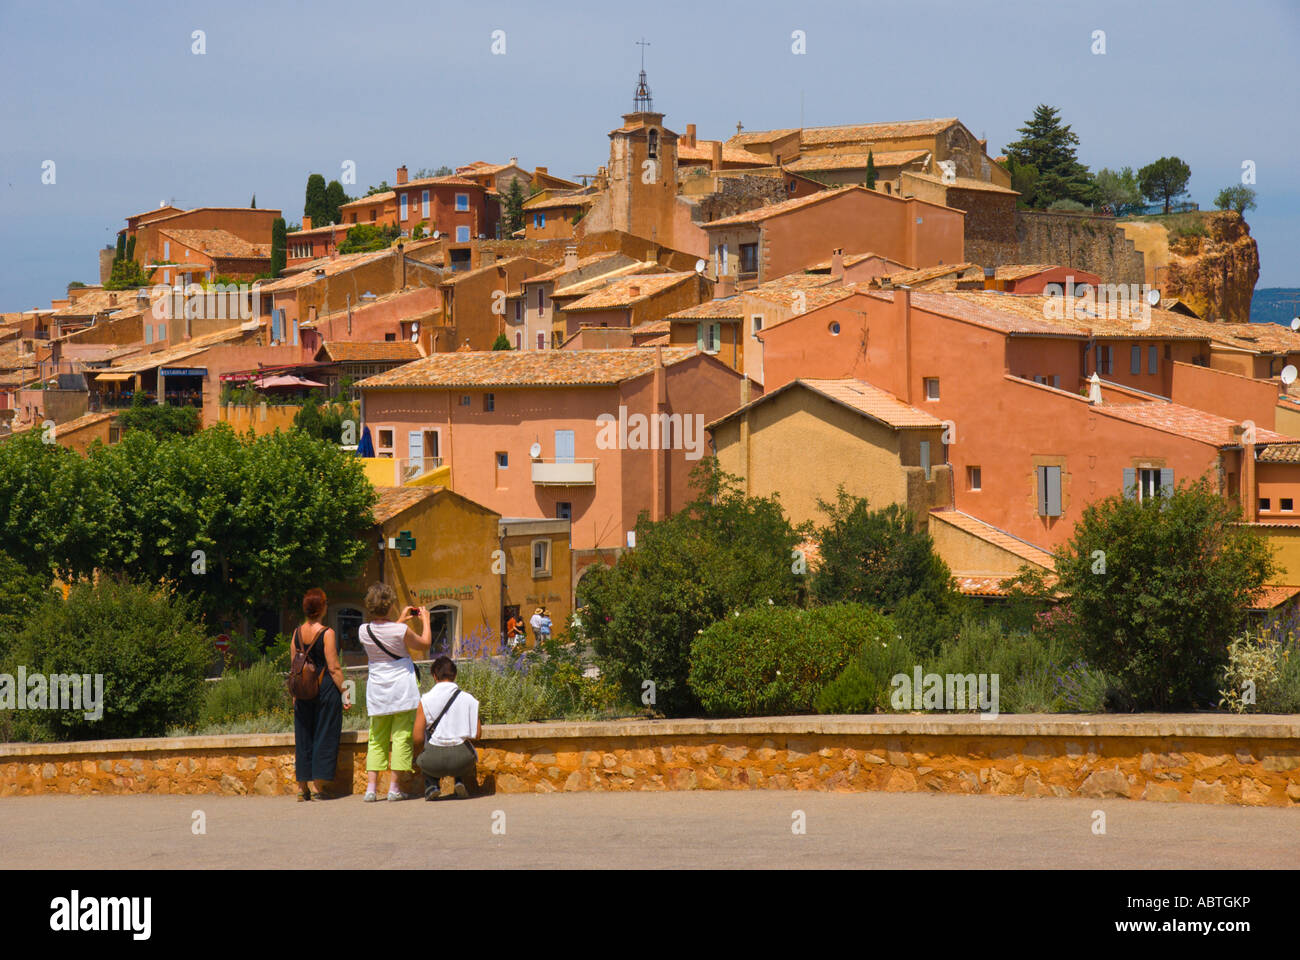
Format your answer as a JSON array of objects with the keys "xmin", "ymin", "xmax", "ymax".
[{"xmin": 413, "ymin": 656, "xmax": 481, "ymax": 800}]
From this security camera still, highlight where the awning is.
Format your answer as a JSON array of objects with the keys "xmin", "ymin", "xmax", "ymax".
[
  {"xmin": 95, "ymin": 372, "xmax": 134, "ymax": 382},
  {"xmin": 255, "ymin": 374, "xmax": 326, "ymax": 389}
]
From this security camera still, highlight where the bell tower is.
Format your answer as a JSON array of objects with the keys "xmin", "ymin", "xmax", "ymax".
[{"xmin": 606, "ymin": 42, "xmax": 678, "ymax": 244}]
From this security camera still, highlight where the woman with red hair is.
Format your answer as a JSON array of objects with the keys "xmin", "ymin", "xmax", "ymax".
[{"xmin": 292, "ymin": 588, "xmax": 349, "ymax": 801}]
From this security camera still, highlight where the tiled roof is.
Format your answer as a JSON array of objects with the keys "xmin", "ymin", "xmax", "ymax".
[
  {"xmin": 630, "ymin": 319, "xmax": 672, "ymax": 334},
  {"xmin": 51, "ymin": 288, "xmax": 156, "ymax": 317},
  {"xmin": 525, "ymin": 254, "xmax": 627, "ymax": 286},
  {"xmin": 6, "ymin": 411, "xmax": 114, "ymax": 438},
  {"xmin": 257, "ymin": 249, "xmax": 393, "ymax": 292},
  {"xmin": 880, "ymin": 263, "xmax": 981, "ymax": 288},
  {"xmin": 797, "ymin": 118, "xmax": 959, "ymax": 145},
  {"xmin": 1099, "ymin": 401, "xmax": 1292, "ymax": 447},
  {"xmin": 160, "ymin": 228, "xmax": 271, "ymax": 259},
  {"xmin": 438, "ymin": 255, "xmax": 533, "ymax": 286},
  {"xmin": 125, "ymin": 204, "xmax": 182, "ymax": 222},
  {"xmin": 805, "ymin": 251, "xmax": 907, "ymax": 271},
  {"xmin": 109, "ymin": 325, "xmax": 252, "ymax": 373},
  {"xmin": 357, "ymin": 347, "xmax": 698, "ymax": 389},
  {"xmin": 666, "ymin": 297, "xmax": 746, "ymax": 320},
  {"xmin": 521, "ymin": 192, "xmax": 596, "ymax": 211},
  {"xmin": 1249, "ymin": 585, "xmax": 1300, "ymax": 611},
  {"xmin": 640, "ymin": 333, "xmax": 670, "ymax": 346},
  {"xmin": 677, "ymin": 142, "xmax": 771, "ymax": 165},
  {"xmin": 552, "ymin": 262, "xmax": 664, "ymax": 299},
  {"xmin": 701, "ymin": 187, "xmax": 849, "ymax": 228},
  {"xmin": 728, "ymin": 128, "xmax": 802, "ymax": 147},
  {"xmin": 929, "ymin": 509, "xmax": 1056, "ymax": 570},
  {"xmin": 563, "ymin": 273, "xmax": 696, "ymax": 312},
  {"xmin": 708, "ymin": 377, "xmax": 941, "ymax": 432},
  {"xmin": 785, "ymin": 149, "xmax": 929, "ymax": 172},
  {"xmin": 937, "ymin": 291, "xmax": 1223, "ymax": 340},
  {"xmin": 903, "ymin": 170, "xmax": 1019, "ymax": 195},
  {"xmin": 1257, "ymin": 443, "xmax": 1300, "ymax": 463},
  {"xmin": 1210, "ymin": 323, "xmax": 1300, "ymax": 355},
  {"xmin": 393, "ymin": 176, "xmax": 484, "ymax": 191},
  {"xmin": 955, "ymin": 575, "xmax": 1021, "ymax": 597},
  {"xmin": 341, "ymin": 192, "xmax": 395, "ymax": 208},
  {"xmin": 994, "ymin": 264, "xmax": 1061, "ymax": 281},
  {"xmin": 371, "ymin": 486, "xmax": 440, "ymax": 525},
  {"xmin": 319, "ymin": 341, "xmax": 423, "ymax": 363}
]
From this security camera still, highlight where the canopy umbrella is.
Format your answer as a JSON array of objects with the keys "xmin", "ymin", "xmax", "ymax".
[
  {"xmin": 356, "ymin": 425, "xmax": 375, "ymax": 458},
  {"xmin": 254, "ymin": 374, "xmax": 327, "ymax": 389}
]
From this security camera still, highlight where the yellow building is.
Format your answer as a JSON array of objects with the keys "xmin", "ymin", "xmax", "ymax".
[{"xmin": 304, "ymin": 485, "xmax": 572, "ymax": 661}]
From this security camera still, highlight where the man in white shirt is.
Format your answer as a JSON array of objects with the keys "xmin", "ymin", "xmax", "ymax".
[
  {"xmin": 529, "ymin": 608, "xmax": 544, "ymax": 644},
  {"xmin": 413, "ymin": 656, "xmax": 482, "ymax": 800}
]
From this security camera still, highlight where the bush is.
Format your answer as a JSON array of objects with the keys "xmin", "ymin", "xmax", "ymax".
[
  {"xmin": 813, "ymin": 660, "xmax": 881, "ymax": 714},
  {"xmin": 1047, "ymin": 198, "xmax": 1088, "ymax": 212},
  {"xmin": 201, "ymin": 661, "xmax": 289, "ymax": 727},
  {"xmin": 1220, "ymin": 621, "xmax": 1300, "ymax": 713},
  {"xmin": 453, "ymin": 661, "xmax": 558, "ymax": 723},
  {"xmin": 0, "ymin": 580, "xmax": 212, "ymax": 741},
  {"xmin": 689, "ymin": 603, "xmax": 893, "ymax": 717}
]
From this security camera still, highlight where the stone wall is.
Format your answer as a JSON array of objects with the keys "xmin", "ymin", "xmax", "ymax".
[
  {"xmin": 3, "ymin": 716, "xmax": 1299, "ymax": 807},
  {"xmin": 1014, "ymin": 210, "xmax": 1145, "ymax": 285}
]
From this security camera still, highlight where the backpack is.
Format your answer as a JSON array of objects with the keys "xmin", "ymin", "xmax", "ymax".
[{"xmin": 287, "ymin": 626, "xmax": 325, "ymax": 700}]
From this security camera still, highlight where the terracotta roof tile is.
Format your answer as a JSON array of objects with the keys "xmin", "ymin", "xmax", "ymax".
[
  {"xmin": 708, "ymin": 377, "xmax": 941, "ymax": 432},
  {"xmin": 1210, "ymin": 323, "xmax": 1300, "ymax": 355},
  {"xmin": 357, "ymin": 347, "xmax": 698, "ymax": 389},
  {"xmin": 319, "ymin": 341, "xmax": 423, "ymax": 363},
  {"xmin": 785, "ymin": 149, "xmax": 929, "ymax": 172},
  {"xmin": 371, "ymin": 486, "xmax": 440, "ymax": 524},
  {"xmin": 666, "ymin": 297, "xmax": 746, "ymax": 320},
  {"xmin": 341, "ymin": 192, "xmax": 395, "ymax": 208},
  {"xmin": 160, "ymin": 228, "xmax": 271, "ymax": 260},
  {"xmin": 521, "ymin": 192, "xmax": 596, "ymax": 211},
  {"xmin": 1100, "ymin": 401, "xmax": 1291, "ymax": 447},
  {"xmin": 903, "ymin": 170, "xmax": 1019, "ymax": 195},
  {"xmin": 937, "ymin": 291, "xmax": 1226, "ymax": 340},
  {"xmin": 797, "ymin": 118, "xmax": 959, "ymax": 145},
  {"xmin": 109, "ymin": 325, "xmax": 252, "ymax": 373},
  {"xmin": 993, "ymin": 264, "xmax": 1062, "ymax": 281},
  {"xmin": 5, "ymin": 411, "xmax": 115, "ymax": 438},
  {"xmin": 701, "ymin": 187, "xmax": 850, "ymax": 228},
  {"xmin": 563, "ymin": 272, "xmax": 695, "ymax": 311},
  {"xmin": 51, "ymin": 288, "xmax": 157, "ymax": 318},
  {"xmin": 1249, "ymin": 584, "xmax": 1300, "ymax": 610},
  {"xmin": 525, "ymin": 254, "xmax": 627, "ymax": 286},
  {"xmin": 551, "ymin": 262, "xmax": 664, "ymax": 299},
  {"xmin": 677, "ymin": 142, "xmax": 771, "ymax": 165},
  {"xmin": 258, "ymin": 249, "xmax": 393, "ymax": 292},
  {"xmin": 1257, "ymin": 443, "xmax": 1300, "ymax": 463}
]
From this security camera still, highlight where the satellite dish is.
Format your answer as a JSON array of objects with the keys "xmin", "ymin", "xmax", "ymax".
[
  {"xmin": 432, "ymin": 230, "xmax": 441, "ymax": 240},
  {"xmin": 1283, "ymin": 365, "xmax": 1298, "ymax": 386},
  {"xmin": 411, "ymin": 321, "xmax": 420, "ymax": 333},
  {"xmin": 1146, "ymin": 287, "xmax": 1161, "ymax": 306},
  {"xmin": 410, "ymin": 333, "xmax": 419, "ymax": 343},
  {"xmin": 529, "ymin": 442, "xmax": 542, "ymax": 459},
  {"xmin": 694, "ymin": 258, "xmax": 706, "ymax": 274},
  {"xmin": 1292, "ymin": 317, "xmax": 1300, "ymax": 331}
]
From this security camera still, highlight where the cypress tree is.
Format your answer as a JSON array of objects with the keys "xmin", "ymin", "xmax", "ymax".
[
  {"xmin": 865, "ymin": 150, "xmax": 877, "ymax": 189},
  {"xmin": 270, "ymin": 217, "xmax": 287, "ymax": 276},
  {"xmin": 304, "ymin": 173, "xmax": 328, "ymax": 226}
]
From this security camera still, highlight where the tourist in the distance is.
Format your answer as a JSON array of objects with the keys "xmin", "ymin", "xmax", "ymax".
[
  {"xmin": 538, "ymin": 606, "xmax": 553, "ymax": 644},
  {"xmin": 529, "ymin": 607, "xmax": 544, "ymax": 646},
  {"xmin": 292, "ymin": 588, "xmax": 349, "ymax": 802},
  {"xmin": 413, "ymin": 656, "xmax": 482, "ymax": 800},
  {"xmin": 359, "ymin": 583, "xmax": 430, "ymax": 802}
]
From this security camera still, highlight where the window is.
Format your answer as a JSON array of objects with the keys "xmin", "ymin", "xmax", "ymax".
[
  {"xmin": 455, "ymin": 193, "xmax": 469, "ymax": 211},
  {"xmin": 717, "ymin": 243, "xmax": 728, "ymax": 277},
  {"xmin": 459, "ymin": 395, "xmax": 471, "ymax": 406},
  {"xmin": 515, "ymin": 332, "xmax": 522, "ymax": 349},
  {"xmin": 924, "ymin": 378, "xmax": 940, "ymax": 401},
  {"xmin": 828, "ymin": 321, "xmax": 841, "ymax": 336},
  {"xmin": 555, "ymin": 429, "xmax": 575, "ymax": 464},
  {"xmin": 1260, "ymin": 498, "xmax": 1272, "ymax": 512},
  {"xmin": 163, "ymin": 241, "xmax": 170, "ymax": 259},
  {"xmin": 968, "ymin": 466, "xmax": 982, "ymax": 491},
  {"xmin": 456, "ymin": 225, "xmax": 470, "ymax": 243},
  {"xmin": 536, "ymin": 288, "xmax": 545, "ymax": 312},
  {"xmin": 370, "ymin": 209, "xmax": 377, "ymax": 223},
  {"xmin": 697, "ymin": 322, "xmax": 720, "ymax": 353},
  {"xmin": 739, "ymin": 243, "xmax": 758, "ymax": 274},
  {"xmin": 1126, "ymin": 467, "xmax": 1173, "ymax": 502},
  {"xmin": 537, "ymin": 332, "xmax": 546, "ymax": 350},
  {"xmin": 556, "ymin": 502, "xmax": 572, "ymax": 520},
  {"xmin": 496, "ymin": 452, "xmax": 508, "ymax": 468},
  {"xmin": 378, "ymin": 429, "xmax": 394, "ymax": 454},
  {"xmin": 533, "ymin": 213, "xmax": 546, "ymax": 228},
  {"xmin": 1036, "ymin": 465, "xmax": 1062, "ymax": 517},
  {"xmin": 1097, "ymin": 344, "xmax": 1113, "ymax": 375},
  {"xmin": 751, "ymin": 314, "xmax": 763, "ymax": 337},
  {"xmin": 1130, "ymin": 345, "xmax": 1141, "ymax": 376},
  {"xmin": 514, "ymin": 301, "xmax": 522, "ymax": 322},
  {"xmin": 531, "ymin": 539, "xmax": 552, "ymax": 577},
  {"xmin": 335, "ymin": 607, "xmax": 364, "ymax": 653},
  {"xmin": 484, "ymin": 392, "xmax": 495, "ymax": 412},
  {"xmin": 144, "ymin": 325, "xmax": 153, "ymax": 344},
  {"xmin": 408, "ymin": 431, "xmax": 423, "ymax": 463},
  {"xmin": 1284, "ymin": 498, "xmax": 1295, "ymax": 513},
  {"xmin": 399, "ymin": 194, "xmax": 408, "ymax": 221},
  {"xmin": 384, "ymin": 332, "xmax": 396, "ymax": 342},
  {"xmin": 1052, "ymin": 375, "xmax": 1061, "ymax": 388},
  {"xmin": 1148, "ymin": 345, "xmax": 1158, "ymax": 375},
  {"xmin": 919, "ymin": 441, "xmax": 931, "ymax": 480},
  {"xmin": 421, "ymin": 189, "xmax": 430, "ymax": 217}
]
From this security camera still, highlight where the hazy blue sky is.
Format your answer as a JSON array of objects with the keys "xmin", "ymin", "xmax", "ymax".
[{"xmin": 2, "ymin": 0, "xmax": 1297, "ymax": 309}]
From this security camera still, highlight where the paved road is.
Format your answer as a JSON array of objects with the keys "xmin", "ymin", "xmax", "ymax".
[{"xmin": 3, "ymin": 792, "xmax": 1297, "ymax": 869}]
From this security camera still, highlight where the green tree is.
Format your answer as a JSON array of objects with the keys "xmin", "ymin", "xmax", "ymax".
[
  {"xmin": 104, "ymin": 258, "xmax": 154, "ymax": 290},
  {"xmin": 1, "ymin": 579, "xmax": 212, "ymax": 741},
  {"xmin": 1003, "ymin": 105, "xmax": 1093, "ymax": 208},
  {"xmin": 864, "ymin": 150, "xmax": 877, "ymax": 189},
  {"xmin": 1002, "ymin": 156, "xmax": 1039, "ymax": 209},
  {"xmin": 579, "ymin": 460, "xmax": 804, "ymax": 716},
  {"xmin": 115, "ymin": 232, "xmax": 126, "ymax": 262},
  {"xmin": 126, "ymin": 235, "xmax": 136, "ymax": 260},
  {"xmin": 270, "ymin": 217, "xmax": 287, "ymax": 276},
  {"xmin": 250, "ymin": 193, "xmax": 256, "ymax": 208},
  {"xmin": 1092, "ymin": 166, "xmax": 1142, "ymax": 216},
  {"xmin": 324, "ymin": 179, "xmax": 348, "ymax": 224},
  {"xmin": 504, "ymin": 177, "xmax": 527, "ymax": 234},
  {"xmin": 1051, "ymin": 479, "xmax": 1273, "ymax": 710},
  {"xmin": 338, "ymin": 223, "xmax": 399, "ymax": 254},
  {"xmin": 1215, "ymin": 185, "xmax": 1257, "ymax": 215},
  {"xmin": 491, "ymin": 333, "xmax": 512, "ymax": 350},
  {"xmin": 365, "ymin": 180, "xmax": 392, "ymax": 197},
  {"xmin": 1138, "ymin": 156, "xmax": 1192, "ymax": 214},
  {"xmin": 116, "ymin": 392, "xmax": 200, "ymax": 438},
  {"xmin": 304, "ymin": 173, "xmax": 329, "ymax": 225},
  {"xmin": 0, "ymin": 550, "xmax": 55, "ymax": 647}
]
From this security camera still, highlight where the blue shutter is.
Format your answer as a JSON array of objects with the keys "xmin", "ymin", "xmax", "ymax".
[
  {"xmin": 1130, "ymin": 345, "xmax": 1141, "ymax": 375},
  {"xmin": 1160, "ymin": 468, "xmax": 1174, "ymax": 499},
  {"xmin": 920, "ymin": 441, "xmax": 931, "ymax": 480},
  {"xmin": 1123, "ymin": 467, "xmax": 1136, "ymax": 500},
  {"xmin": 1148, "ymin": 345, "xmax": 1158, "ymax": 375},
  {"xmin": 555, "ymin": 429, "xmax": 575, "ymax": 464}
]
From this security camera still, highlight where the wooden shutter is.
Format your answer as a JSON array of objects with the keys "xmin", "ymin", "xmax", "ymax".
[
  {"xmin": 1038, "ymin": 466, "xmax": 1062, "ymax": 516},
  {"xmin": 1130, "ymin": 345, "xmax": 1141, "ymax": 375},
  {"xmin": 1123, "ymin": 467, "xmax": 1136, "ymax": 500}
]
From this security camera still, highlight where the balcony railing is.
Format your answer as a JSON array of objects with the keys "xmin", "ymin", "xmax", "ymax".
[
  {"xmin": 531, "ymin": 458, "xmax": 596, "ymax": 486},
  {"xmin": 397, "ymin": 456, "xmax": 444, "ymax": 484}
]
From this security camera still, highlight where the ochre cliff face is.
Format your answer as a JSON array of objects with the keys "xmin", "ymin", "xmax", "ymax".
[{"xmin": 1161, "ymin": 211, "xmax": 1260, "ymax": 323}]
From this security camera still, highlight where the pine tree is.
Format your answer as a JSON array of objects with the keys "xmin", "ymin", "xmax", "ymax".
[
  {"xmin": 1004, "ymin": 105, "xmax": 1093, "ymax": 209},
  {"xmin": 270, "ymin": 217, "xmax": 287, "ymax": 277},
  {"xmin": 304, "ymin": 173, "xmax": 328, "ymax": 226},
  {"xmin": 865, "ymin": 150, "xmax": 877, "ymax": 189},
  {"xmin": 505, "ymin": 178, "xmax": 527, "ymax": 234},
  {"xmin": 1138, "ymin": 157, "xmax": 1192, "ymax": 214}
]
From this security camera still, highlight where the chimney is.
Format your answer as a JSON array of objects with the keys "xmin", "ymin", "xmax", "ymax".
[
  {"xmin": 396, "ymin": 165, "xmax": 409, "ymax": 185},
  {"xmin": 1238, "ymin": 424, "xmax": 1258, "ymax": 522},
  {"xmin": 716, "ymin": 274, "xmax": 736, "ymax": 298},
  {"xmin": 830, "ymin": 249, "xmax": 845, "ymax": 281},
  {"xmin": 564, "ymin": 245, "xmax": 578, "ymax": 271},
  {"xmin": 711, "ymin": 141, "xmax": 723, "ymax": 172},
  {"xmin": 536, "ymin": 166, "xmax": 548, "ymax": 176},
  {"xmin": 685, "ymin": 123, "xmax": 697, "ymax": 148},
  {"xmin": 629, "ymin": 284, "xmax": 641, "ymax": 298},
  {"xmin": 303, "ymin": 215, "xmax": 313, "ymax": 231},
  {"xmin": 509, "ymin": 157, "xmax": 518, "ymax": 166}
]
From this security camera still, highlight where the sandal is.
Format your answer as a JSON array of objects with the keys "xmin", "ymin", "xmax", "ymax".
[{"xmin": 298, "ymin": 788, "xmax": 312, "ymax": 802}]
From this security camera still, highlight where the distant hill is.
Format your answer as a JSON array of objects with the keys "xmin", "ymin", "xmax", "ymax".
[{"xmin": 1251, "ymin": 288, "xmax": 1300, "ymax": 326}]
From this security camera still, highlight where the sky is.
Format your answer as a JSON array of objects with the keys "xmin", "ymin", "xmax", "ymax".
[{"xmin": 1, "ymin": 0, "xmax": 1297, "ymax": 310}]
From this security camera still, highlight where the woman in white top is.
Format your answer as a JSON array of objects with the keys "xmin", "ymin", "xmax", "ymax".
[{"xmin": 359, "ymin": 582, "xmax": 430, "ymax": 802}]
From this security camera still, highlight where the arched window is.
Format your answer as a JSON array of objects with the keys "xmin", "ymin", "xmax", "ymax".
[{"xmin": 647, "ymin": 129, "xmax": 659, "ymax": 160}]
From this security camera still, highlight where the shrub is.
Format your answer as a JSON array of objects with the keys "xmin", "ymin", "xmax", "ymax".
[
  {"xmin": 201, "ymin": 661, "xmax": 289, "ymax": 727},
  {"xmin": 813, "ymin": 660, "xmax": 881, "ymax": 714},
  {"xmin": 1047, "ymin": 198, "xmax": 1088, "ymax": 212},
  {"xmin": 0, "ymin": 579, "xmax": 212, "ymax": 741},
  {"xmin": 1220, "ymin": 621, "xmax": 1300, "ymax": 713},
  {"xmin": 453, "ymin": 661, "xmax": 558, "ymax": 724},
  {"xmin": 689, "ymin": 603, "xmax": 892, "ymax": 717}
]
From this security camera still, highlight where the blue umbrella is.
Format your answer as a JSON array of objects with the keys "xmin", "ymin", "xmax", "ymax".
[{"xmin": 356, "ymin": 424, "xmax": 375, "ymax": 458}]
